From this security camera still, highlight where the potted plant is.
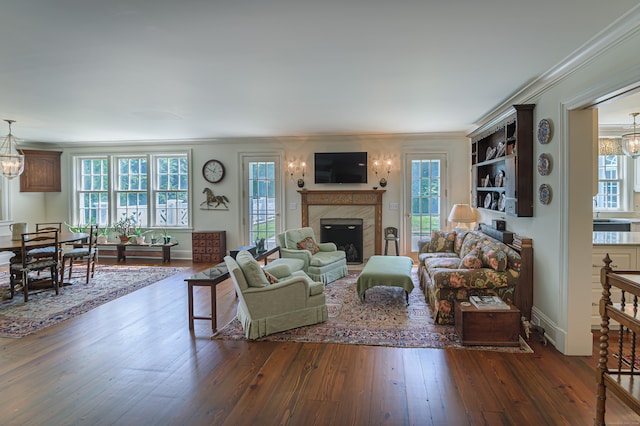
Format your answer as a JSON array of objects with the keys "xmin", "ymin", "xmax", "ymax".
[
  {"xmin": 113, "ymin": 214, "xmax": 134, "ymax": 243},
  {"xmin": 97, "ymin": 225, "xmax": 110, "ymax": 244},
  {"xmin": 131, "ymin": 224, "xmax": 152, "ymax": 245},
  {"xmin": 64, "ymin": 222, "xmax": 89, "ymax": 234},
  {"xmin": 160, "ymin": 229, "xmax": 173, "ymax": 245}
]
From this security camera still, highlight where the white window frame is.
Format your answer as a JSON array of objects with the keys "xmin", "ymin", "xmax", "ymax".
[
  {"xmin": 594, "ymin": 154, "xmax": 628, "ymax": 212},
  {"xmin": 72, "ymin": 152, "xmax": 191, "ymax": 229},
  {"xmin": 403, "ymin": 152, "xmax": 448, "ymax": 254},
  {"xmin": 241, "ymin": 153, "xmax": 284, "ymax": 249}
]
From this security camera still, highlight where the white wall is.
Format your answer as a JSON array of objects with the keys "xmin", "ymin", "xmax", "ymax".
[
  {"xmin": 33, "ymin": 133, "xmax": 468, "ymax": 260},
  {"xmin": 474, "ymin": 10, "xmax": 640, "ymax": 355}
]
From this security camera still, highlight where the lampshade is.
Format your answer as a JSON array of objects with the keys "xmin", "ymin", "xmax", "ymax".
[
  {"xmin": 0, "ymin": 120, "xmax": 24, "ymax": 179},
  {"xmin": 448, "ymin": 204, "xmax": 476, "ymax": 223},
  {"xmin": 622, "ymin": 112, "xmax": 640, "ymax": 159}
]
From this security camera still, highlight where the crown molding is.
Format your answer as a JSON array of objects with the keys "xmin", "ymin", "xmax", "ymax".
[{"xmin": 472, "ymin": 5, "xmax": 640, "ymax": 133}]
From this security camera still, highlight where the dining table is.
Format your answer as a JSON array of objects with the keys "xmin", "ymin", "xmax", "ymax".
[
  {"xmin": 0, "ymin": 232, "xmax": 89, "ymax": 253},
  {"xmin": 0, "ymin": 232, "xmax": 90, "ymax": 287}
]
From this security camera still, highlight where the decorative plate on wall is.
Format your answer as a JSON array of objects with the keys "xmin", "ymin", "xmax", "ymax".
[
  {"xmin": 539, "ymin": 184, "xmax": 552, "ymax": 205},
  {"xmin": 537, "ymin": 119, "xmax": 552, "ymax": 144},
  {"xmin": 537, "ymin": 153, "xmax": 552, "ymax": 176}
]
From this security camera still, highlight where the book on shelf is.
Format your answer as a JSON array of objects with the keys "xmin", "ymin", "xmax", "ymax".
[{"xmin": 469, "ymin": 295, "xmax": 511, "ymax": 310}]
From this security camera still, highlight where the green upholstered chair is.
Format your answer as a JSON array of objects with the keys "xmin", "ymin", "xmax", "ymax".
[
  {"xmin": 276, "ymin": 227, "xmax": 348, "ymax": 284},
  {"xmin": 224, "ymin": 251, "xmax": 328, "ymax": 339}
]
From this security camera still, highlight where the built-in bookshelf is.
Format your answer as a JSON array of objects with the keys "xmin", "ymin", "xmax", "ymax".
[{"xmin": 469, "ymin": 104, "xmax": 534, "ymax": 217}]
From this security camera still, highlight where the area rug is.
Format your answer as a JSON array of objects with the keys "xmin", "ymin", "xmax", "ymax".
[
  {"xmin": 0, "ymin": 265, "xmax": 186, "ymax": 338},
  {"xmin": 213, "ymin": 270, "xmax": 533, "ymax": 353},
  {"xmin": 614, "ymin": 353, "xmax": 640, "ymax": 370}
]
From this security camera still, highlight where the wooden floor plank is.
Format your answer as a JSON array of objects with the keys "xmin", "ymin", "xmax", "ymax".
[{"xmin": 0, "ymin": 258, "xmax": 638, "ymax": 425}]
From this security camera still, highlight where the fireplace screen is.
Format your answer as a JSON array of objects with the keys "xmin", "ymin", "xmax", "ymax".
[{"xmin": 320, "ymin": 218, "xmax": 363, "ymax": 264}]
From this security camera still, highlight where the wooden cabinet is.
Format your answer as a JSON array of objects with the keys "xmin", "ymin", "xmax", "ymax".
[
  {"xmin": 192, "ymin": 231, "xmax": 226, "ymax": 264},
  {"xmin": 20, "ymin": 149, "xmax": 62, "ymax": 192},
  {"xmin": 591, "ymin": 246, "xmax": 636, "ymax": 328},
  {"xmin": 454, "ymin": 300, "xmax": 521, "ymax": 346},
  {"xmin": 469, "ymin": 104, "xmax": 534, "ymax": 217}
]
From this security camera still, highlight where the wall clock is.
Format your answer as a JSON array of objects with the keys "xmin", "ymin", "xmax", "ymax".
[{"xmin": 202, "ymin": 159, "xmax": 225, "ymax": 183}]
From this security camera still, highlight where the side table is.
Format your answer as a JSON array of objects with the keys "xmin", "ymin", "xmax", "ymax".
[
  {"xmin": 454, "ymin": 299, "xmax": 521, "ymax": 346},
  {"xmin": 183, "ymin": 246, "xmax": 281, "ymax": 333},
  {"xmin": 184, "ymin": 263, "xmax": 229, "ymax": 332}
]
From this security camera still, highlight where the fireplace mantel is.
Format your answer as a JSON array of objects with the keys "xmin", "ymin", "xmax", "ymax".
[{"xmin": 298, "ymin": 190, "xmax": 385, "ymax": 255}]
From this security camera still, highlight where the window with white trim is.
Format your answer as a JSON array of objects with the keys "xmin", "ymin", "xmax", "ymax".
[
  {"xmin": 594, "ymin": 154, "xmax": 624, "ymax": 210},
  {"xmin": 74, "ymin": 153, "xmax": 189, "ymax": 228}
]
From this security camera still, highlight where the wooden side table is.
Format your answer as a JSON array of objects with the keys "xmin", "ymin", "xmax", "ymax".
[
  {"xmin": 454, "ymin": 299, "xmax": 521, "ymax": 346},
  {"xmin": 184, "ymin": 264, "xmax": 229, "ymax": 332},
  {"xmin": 183, "ymin": 246, "xmax": 280, "ymax": 332}
]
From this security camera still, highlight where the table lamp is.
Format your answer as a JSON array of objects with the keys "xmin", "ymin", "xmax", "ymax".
[{"xmin": 448, "ymin": 204, "xmax": 476, "ymax": 230}]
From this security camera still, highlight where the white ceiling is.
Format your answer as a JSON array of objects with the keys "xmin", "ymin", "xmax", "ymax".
[{"xmin": 1, "ymin": 0, "xmax": 639, "ymax": 144}]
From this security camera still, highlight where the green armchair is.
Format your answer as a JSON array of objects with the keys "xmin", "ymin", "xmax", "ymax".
[
  {"xmin": 276, "ymin": 227, "xmax": 348, "ymax": 284},
  {"xmin": 224, "ymin": 250, "xmax": 328, "ymax": 339}
]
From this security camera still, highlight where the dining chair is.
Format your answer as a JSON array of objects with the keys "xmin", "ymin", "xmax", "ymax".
[
  {"xmin": 32, "ymin": 222, "xmax": 64, "ymax": 255},
  {"xmin": 61, "ymin": 224, "xmax": 98, "ymax": 284},
  {"xmin": 35, "ymin": 222, "xmax": 63, "ymax": 232},
  {"xmin": 10, "ymin": 229, "xmax": 61, "ymax": 302}
]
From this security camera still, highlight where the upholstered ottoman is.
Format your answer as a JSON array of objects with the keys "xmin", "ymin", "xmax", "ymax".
[{"xmin": 356, "ymin": 255, "xmax": 414, "ymax": 304}]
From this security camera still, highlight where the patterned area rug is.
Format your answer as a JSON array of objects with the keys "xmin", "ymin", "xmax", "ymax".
[
  {"xmin": 214, "ymin": 269, "xmax": 533, "ymax": 352},
  {"xmin": 0, "ymin": 265, "xmax": 186, "ymax": 338}
]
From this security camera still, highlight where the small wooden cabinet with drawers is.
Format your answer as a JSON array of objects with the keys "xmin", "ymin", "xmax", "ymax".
[{"xmin": 192, "ymin": 231, "xmax": 226, "ymax": 264}]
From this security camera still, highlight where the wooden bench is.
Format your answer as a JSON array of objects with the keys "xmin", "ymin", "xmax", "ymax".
[{"xmin": 96, "ymin": 241, "xmax": 178, "ymax": 263}]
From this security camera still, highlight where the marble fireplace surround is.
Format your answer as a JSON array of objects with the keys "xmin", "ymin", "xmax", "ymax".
[{"xmin": 298, "ymin": 190, "xmax": 385, "ymax": 261}]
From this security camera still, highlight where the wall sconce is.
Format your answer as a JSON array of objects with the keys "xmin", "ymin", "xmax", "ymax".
[
  {"xmin": 288, "ymin": 161, "xmax": 306, "ymax": 188},
  {"xmin": 373, "ymin": 159, "xmax": 391, "ymax": 187}
]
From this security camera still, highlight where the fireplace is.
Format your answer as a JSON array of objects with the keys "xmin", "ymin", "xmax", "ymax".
[
  {"xmin": 298, "ymin": 190, "xmax": 385, "ymax": 261},
  {"xmin": 320, "ymin": 218, "xmax": 363, "ymax": 264}
]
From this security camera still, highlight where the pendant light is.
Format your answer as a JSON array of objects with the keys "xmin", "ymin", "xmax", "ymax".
[
  {"xmin": 0, "ymin": 120, "xmax": 25, "ymax": 179},
  {"xmin": 622, "ymin": 112, "xmax": 640, "ymax": 159}
]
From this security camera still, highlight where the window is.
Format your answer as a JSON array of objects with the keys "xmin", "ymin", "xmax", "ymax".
[
  {"xmin": 406, "ymin": 154, "xmax": 447, "ymax": 252},
  {"xmin": 74, "ymin": 153, "xmax": 189, "ymax": 228},
  {"xmin": 594, "ymin": 154, "xmax": 624, "ymax": 210},
  {"xmin": 242, "ymin": 155, "xmax": 282, "ymax": 250}
]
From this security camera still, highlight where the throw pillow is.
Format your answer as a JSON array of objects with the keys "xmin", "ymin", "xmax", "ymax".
[
  {"xmin": 480, "ymin": 246, "xmax": 508, "ymax": 272},
  {"xmin": 236, "ymin": 250, "xmax": 270, "ymax": 287},
  {"xmin": 297, "ymin": 236, "xmax": 320, "ymax": 254},
  {"xmin": 459, "ymin": 249, "xmax": 483, "ymax": 269},
  {"xmin": 263, "ymin": 269, "xmax": 279, "ymax": 284},
  {"xmin": 454, "ymin": 230, "xmax": 470, "ymax": 254},
  {"xmin": 428, "ymin": 231, "xmax": 455, "ymax": 253}
]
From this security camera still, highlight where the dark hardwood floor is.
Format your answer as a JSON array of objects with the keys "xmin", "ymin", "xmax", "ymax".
[{"xmin": 0, "ymin": 258, "xmax": 637, "ymax": 425}]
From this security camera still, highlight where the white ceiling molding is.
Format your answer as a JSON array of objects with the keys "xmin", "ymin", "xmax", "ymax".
[{"xmin": 472, "ymin": 4, "xmax": 640, "ymax": 134}]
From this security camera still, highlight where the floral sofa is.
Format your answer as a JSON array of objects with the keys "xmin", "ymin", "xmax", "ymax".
[{"xmin": 418, "ymin": 229, "xmax": 521, "ymax": 325}]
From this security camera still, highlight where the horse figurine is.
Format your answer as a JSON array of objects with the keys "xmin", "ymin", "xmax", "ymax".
[{"xmin": 201, "ymin": 188, "xmax": 230, "ymax": 209}]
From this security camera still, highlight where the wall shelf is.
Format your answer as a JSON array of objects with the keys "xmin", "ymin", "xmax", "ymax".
[{"xmin": 469, "ymin": 104, "xmax": 534, "ymax": 217}]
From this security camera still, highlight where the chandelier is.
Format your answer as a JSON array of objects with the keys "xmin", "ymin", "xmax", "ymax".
[
  {"xmin": 0, "ymin": 120, "xmax": 25, "ymax": 179},
  {"xmin": 622, "ymin": 112, "xmax": 640, "ymax": 159}
]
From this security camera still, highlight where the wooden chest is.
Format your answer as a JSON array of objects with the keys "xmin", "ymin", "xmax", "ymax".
[
  {"xmin": 192, "ymin": 231, "xmax": 226, "ymax": 264},
  {"xmin": 454, "ymin": 300, "xmax": 521, "ymax": 346}
]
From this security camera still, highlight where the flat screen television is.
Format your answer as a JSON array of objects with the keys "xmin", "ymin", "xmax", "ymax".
[{"xmin": 314, "ymin": 152, "xmax": 368, "ymax": 184}]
